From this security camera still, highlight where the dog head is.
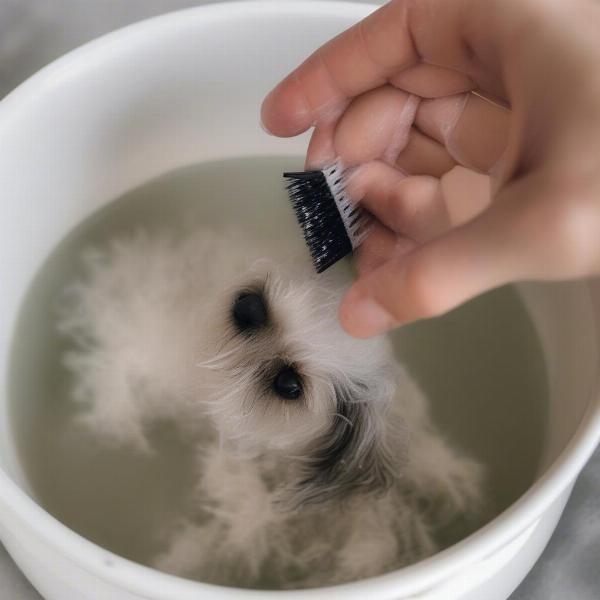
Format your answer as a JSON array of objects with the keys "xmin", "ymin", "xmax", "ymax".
[{"xmin": 200, "ymin": 260, "xmax": 404, "ymax": 506}]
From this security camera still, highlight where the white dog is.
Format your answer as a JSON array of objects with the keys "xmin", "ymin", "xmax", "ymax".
[{"xmin": 58, "ymin": 225, "xmax": 484, "ymax": 588}]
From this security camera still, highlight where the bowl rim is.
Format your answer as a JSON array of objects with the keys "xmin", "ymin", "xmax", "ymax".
[{"xmin": 1, "ymin": 1, "xmax": 600, "ymax": 598}]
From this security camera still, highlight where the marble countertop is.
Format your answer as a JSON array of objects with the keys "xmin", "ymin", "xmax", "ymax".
[{"xmin": 0, "ymin": 1, "xmax": 598, "ymax": 598}]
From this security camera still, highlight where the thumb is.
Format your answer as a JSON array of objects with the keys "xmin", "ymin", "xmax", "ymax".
[{"xmin": 339, "ymin": 172, "xmax": 591, "ymax": 337}]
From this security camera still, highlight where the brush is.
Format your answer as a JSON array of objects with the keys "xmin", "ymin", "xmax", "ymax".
[{"xmin": 283, "ymin": 160, "xmax": 371, "ymax": 274}]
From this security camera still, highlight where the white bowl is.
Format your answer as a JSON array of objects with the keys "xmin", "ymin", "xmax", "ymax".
[{"xmin": 0, "ymin": 2, "xmax": 599, "ymax": 599}]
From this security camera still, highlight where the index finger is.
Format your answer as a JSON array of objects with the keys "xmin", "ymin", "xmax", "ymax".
[
  {"xmin": 260, "ymin": 0, "xmax": 506, "ymax": 137},
  {"xmin": 261, "ymin": 1, "xmax": 418, "ymax": 137}
]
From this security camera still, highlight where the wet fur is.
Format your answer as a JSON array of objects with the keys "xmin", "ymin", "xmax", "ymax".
[{"xmin": 58, "ymin": 226, "xmax": 485, "ymax": 588}]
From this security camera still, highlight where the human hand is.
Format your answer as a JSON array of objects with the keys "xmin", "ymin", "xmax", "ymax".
[{"xmin": 261, "ymin": 0, "xmax": 600, "ymax": 337}]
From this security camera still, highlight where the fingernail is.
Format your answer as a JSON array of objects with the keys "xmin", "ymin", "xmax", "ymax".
[
  {"xmin": 342, "ymin": 294, "xmax": 396, "ymax": 337},
  {"xmin": 261, "ymin": 74, "xmax": 311, "ymax": 137},
  {"xmin": 355, "ymin": 297, "xmax": 396, "ymax": 335}
]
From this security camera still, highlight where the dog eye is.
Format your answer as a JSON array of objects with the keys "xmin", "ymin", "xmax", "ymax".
[
  {"xmin": 232, "ymin": 292, "xmax": 268, "ymax": 332},
  {"xmin": 273, "ymin": 366, "xmax": 303, "ymax": 400}
]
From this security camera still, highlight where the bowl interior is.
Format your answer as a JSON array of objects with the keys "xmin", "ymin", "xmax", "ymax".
[{"xmin": 0, "ymin": 0, "xmax": 598, "ymax": 592}]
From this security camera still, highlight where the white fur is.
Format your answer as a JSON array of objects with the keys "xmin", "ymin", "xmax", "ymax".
[{"xmin": 58, "ymin": 225, "xmax": 485, "ymax": 588}]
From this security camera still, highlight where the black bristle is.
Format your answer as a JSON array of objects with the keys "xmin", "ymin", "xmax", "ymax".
[{"xmin": 283, "ymin": 170, "xmax": 352, "ymax": 273}]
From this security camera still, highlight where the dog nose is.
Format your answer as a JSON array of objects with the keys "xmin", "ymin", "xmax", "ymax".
[
  {"xmin": 273, "ymin": 366, "xmax": 303, "ymax": 400},
  {"xmin": 233, "ymin": 292, "xmax": 268, "ymax": 331}
]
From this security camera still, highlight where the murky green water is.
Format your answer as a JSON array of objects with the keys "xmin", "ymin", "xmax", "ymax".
[{"xmin": 9, "ymin": 156, "xmax": 548, "ymax": 578}]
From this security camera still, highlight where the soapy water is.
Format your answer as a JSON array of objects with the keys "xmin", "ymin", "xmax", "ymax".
[{"xmin": 8, "ymin": 156, "xmax": 549, "ymax": 588}]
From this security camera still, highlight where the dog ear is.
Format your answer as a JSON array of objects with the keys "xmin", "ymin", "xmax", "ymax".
[{"xmin": 288, "ymin": 380, "xmax": 404, "ymax": 507}]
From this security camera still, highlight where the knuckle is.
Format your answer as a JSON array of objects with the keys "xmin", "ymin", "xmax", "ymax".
[
  {"xmin": 401, "ymin": 254, "xmax": 447, "ymax": 319},
  {"xmin": 515, "ymin": 192, "xmax": 599, "ymax": 277},
  {"xmin": 388, "ymin": 189, "xmax": 414, "ymax": 228},
  {"xmin": 389, "ymin": 176, "xmax": 438, "ymax": 230},
  {"xmin": 403, "ymin": 176, "xmax": 438, "ymax": 204},
  {"xmin": 541, "ymin": 198, "xmax": 597, "ymax": 274}
]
